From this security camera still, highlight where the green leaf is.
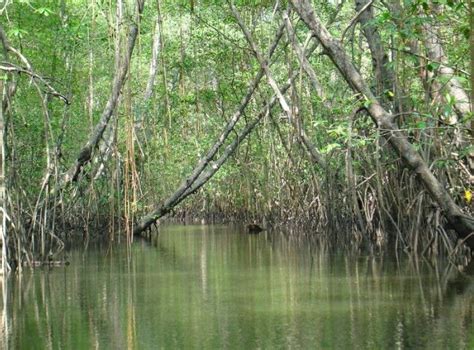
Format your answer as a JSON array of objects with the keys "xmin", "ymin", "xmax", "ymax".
[
  {"xmin": 321, "ymin": 143, "xmax": 342, "ymax": 154},
  {"xmin": 328, "ymin": 125, "xmax": 346, "ymax": 138},
  {"xmin": 385, "ymin": 90, "xmax": 395, "ymax": 98},
  {"xmin": 8, "ymin": 28, "xmax": 28, "ymax": 38},
  {"xmin": 416, "ymin": 121, "xmax": 426, "ymax": 129},
  {"xmin": 427, "ymin": 62, "xmax": 441, "ymax": 72},
  {"xmin": 445, "ymin": 93, "xmax": 455, "ymax": 105},
  {"xmin": 363, "ymin": 98, "xmax": 372, "ymax": 109},
  {"xmin": 35, "ymin": 7, "xmax": 53, "ymax": 16},
  {"xmin": 461, "ymin": 26, "xmax": 469, "ymax": 40}
]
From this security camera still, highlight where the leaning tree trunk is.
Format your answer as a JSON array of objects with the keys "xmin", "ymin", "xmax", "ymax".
[
  {"xmin": 354, "ymin": 0, "xmax": 395, "ymax": 107},
  {"xmin": 133, "ymin": 21, "xmax": 287, "ymax": 235},
  {"xmin": 290, "ymin": 0, "xmax": 474, "ymax": 249},
  {"xmin": 232, "ymin": 5, "xmax": 326, "ymax": 167},
  {"xmin": 133, "ymin": 43, "xmax": 317, "ymax": 236},
  {"xmin": 283, "ymin": 11, "xmax": 327, "ymax": 166},
  {"xmin": 62, "ymin": 2, "xmax": 144, "ymax": 184},
  {"xmin": 133, "ymin": 22, "xmax": 323, "ymax": 236}
]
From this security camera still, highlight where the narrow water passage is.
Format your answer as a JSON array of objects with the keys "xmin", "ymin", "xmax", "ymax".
[{"xmin": 2, "ymin": 225, "xmax": 473, "ymax": 349}]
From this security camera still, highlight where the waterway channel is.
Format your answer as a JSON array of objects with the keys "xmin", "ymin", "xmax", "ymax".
[{"xmin": 2, "ymin": 224, "xmax": 473, "ymax": 349}]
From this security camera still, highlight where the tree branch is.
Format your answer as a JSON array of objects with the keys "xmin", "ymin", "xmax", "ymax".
[
  {"xmin": 0, "ymin": 62, "xmax": 69, "ymax": 104},
  {"xmin": 341, "ymin": 0, "xmax": 375, "ymax": 43}
]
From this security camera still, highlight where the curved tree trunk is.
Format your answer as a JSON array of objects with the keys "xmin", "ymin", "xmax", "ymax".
[
  {"xmin": 62, "ymin": 3, "xmax": 144, "ymax": 184},
  {"xmin": 290, "ymin": 0, "xmax": 474, "ymax": 249}
]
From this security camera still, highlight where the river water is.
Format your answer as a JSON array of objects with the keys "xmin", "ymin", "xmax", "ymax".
[{"xmin": 2, "ymin": 224, "xmax": 473, "ymax": 349}]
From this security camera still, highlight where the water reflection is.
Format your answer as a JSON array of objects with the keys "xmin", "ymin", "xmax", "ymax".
[{"xmin": 1, "ymin": 225, "xmax": 473, "ymax": 349}]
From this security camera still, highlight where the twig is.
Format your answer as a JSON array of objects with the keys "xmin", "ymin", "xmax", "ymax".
[
  {"xmin": 0, "ymin": 62, "xmax": 69, "ymax": 104},
  {"xmin": 389, "ymin": 46, "xmax": 470, "ymax": 77},
  {"xmin": 341, "ymin": 0, "xmax": 375, "ymax": 43}
]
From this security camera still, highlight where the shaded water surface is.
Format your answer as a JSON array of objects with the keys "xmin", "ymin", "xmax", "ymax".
[{"xmin": 2, "ymin": 225, "xmax": 473, "ymax": 349}]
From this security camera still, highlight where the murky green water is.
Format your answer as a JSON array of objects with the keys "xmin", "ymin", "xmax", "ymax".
[{"xmin": 1, "ymin": 225, "xmax": 473, "ymax": 349}]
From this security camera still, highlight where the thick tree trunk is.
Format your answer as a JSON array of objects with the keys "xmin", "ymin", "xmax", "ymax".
[
  {"xmin": 290, "ymin": 0, "xmax": 474, "ymax": 249},
  {"xmin": 354, "ymin": 0, "xmax": 394, "ymax": 105},
  {"xmin": 421, "ymin": 17, "xmax": 473, "ymax": 169},
  {"xmin": 388, "ymin": 1, "xmax": 473, "ymax": 169},
  {"xmin": 421, "ymin": 16, "xmax": 471, "ymax": 122},
  {"xmin": 0, "ymin": 27, "xmax": 24, "ymax": 272}
]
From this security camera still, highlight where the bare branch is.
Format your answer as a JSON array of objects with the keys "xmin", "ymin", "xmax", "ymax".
[
  {"xmin": 0, "ymin": 62, "xmax": 69, "ymax": 104},
  {"xmin": 341, "ymin": 0, "xmax": 375, "ymax": 42}
]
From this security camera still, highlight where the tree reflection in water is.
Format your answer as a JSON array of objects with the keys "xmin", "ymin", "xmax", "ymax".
[{"xmin": 0, "ymin": 225, "xmax": 472, "ymax": 349}]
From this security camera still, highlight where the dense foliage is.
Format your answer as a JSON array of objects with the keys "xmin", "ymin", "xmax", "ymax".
[{"xmin": 0, "ymin": 0, "xmax": 472, "ymax": 267}]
